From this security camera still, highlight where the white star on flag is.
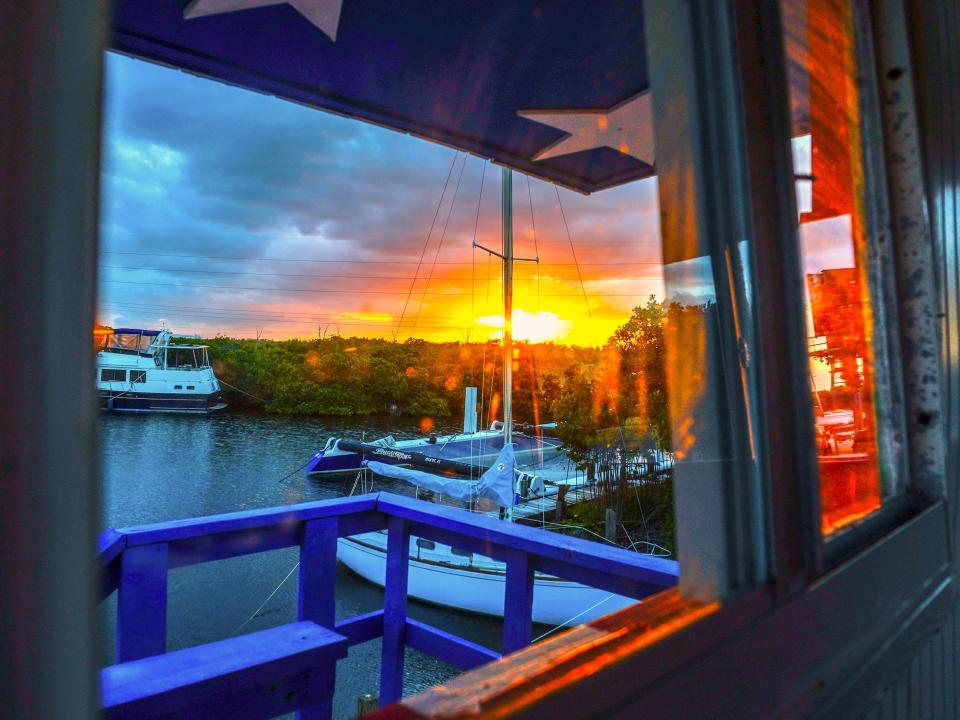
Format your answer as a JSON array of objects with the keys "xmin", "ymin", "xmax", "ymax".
[
  {"xmin": 518, "ymin": 92, "xmax": 654, "ymax": 164},
  {"xmin": 184, "ymin": 0, "xmax": 344, "ymax": 42}
]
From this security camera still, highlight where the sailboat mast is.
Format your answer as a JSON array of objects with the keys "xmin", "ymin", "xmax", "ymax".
[{"xmin": 501, "ymin": 167, "xmax": 513, "ymax": 445}]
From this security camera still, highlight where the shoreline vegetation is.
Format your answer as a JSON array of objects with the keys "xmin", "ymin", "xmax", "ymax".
[
  {"xmin": 200, "ymin": 298, "xmax": 677, "ymax": 554},
  {"xmin": 204, "ymin": 297, "xmax": 671, "ymax": 456}
]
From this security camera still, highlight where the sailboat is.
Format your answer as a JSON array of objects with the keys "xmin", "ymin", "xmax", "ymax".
[
  {"xmin": 334, "ymin": 168, "xmax": 677, "ymax": 625},
  {"xmin": 304, "ymin": 167, "xmax": 564, "ymax": 480}
]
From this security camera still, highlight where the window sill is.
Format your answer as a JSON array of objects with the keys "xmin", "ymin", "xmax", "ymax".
[
  {"xmin": 369, "ymin": 588, "xmax": 736, "ymax": 719},
  {"xmin": 371, "ymin": 501, "xmax": 949, "ymax": 719}
]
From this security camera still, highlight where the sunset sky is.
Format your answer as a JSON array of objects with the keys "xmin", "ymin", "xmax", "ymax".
[{"xmin": 99, "ymin": 53, "xmax": 666, "ymax": 345}]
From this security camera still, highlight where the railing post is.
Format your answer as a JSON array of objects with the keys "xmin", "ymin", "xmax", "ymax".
[
  {"xmin": 298, "ymin": 518, "xmax": 339, "ymax": 720},
  {"xmin": 503, "ymin": 549, "xmax": 534, "ymax": 654},
  {"xmin": 117, "ymin": 543, "xmax": 168, "ymax": 662},
  {"xmin": 380, "ymin": 516, "xmax": 410, "ymax": 705},
  {"xmin": 299, "ymin": 517, "xmax": 338, "ymax": 629}
]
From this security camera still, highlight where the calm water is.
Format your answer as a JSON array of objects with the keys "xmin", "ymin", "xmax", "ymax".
[{"xmin": 99, "ymin": 410, "xmax": 503, "ymax": 719}]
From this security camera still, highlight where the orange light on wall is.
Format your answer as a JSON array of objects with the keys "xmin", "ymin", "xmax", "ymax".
[{"xmin": 784, "ymin": 0, "xmax": 882, "ymax": 535}]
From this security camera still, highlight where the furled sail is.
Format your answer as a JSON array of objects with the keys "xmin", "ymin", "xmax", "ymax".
[{"xmin": 365, "ymin": 443, "xmax": 517, "ymax": 507}]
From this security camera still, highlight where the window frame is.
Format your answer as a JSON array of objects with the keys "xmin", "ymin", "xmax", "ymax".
[
  {"xmin": 644, "ymin": 0, "xmax": 769, "ymax": 605},
  {"xmin": 778, "ymin": 0, "xmax": 945, "ymax": 570},
  {"xmin": 390, "ymin": 2, "xmax": 948, "ymax": 715}
]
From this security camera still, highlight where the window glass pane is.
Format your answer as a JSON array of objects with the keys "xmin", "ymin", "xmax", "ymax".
[
  {"xmin": 94, "ymin": 2, "xmax": 762, "ymax": 700},
  {"xmin": 783, "ymin": 0, "xmax": 885, "ymax": 534}
]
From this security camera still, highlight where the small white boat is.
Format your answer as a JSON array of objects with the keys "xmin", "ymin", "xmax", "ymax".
[
  {"xmin": 95, "ymin": 327, "xmax": 227, "ymax": 413},
  {"xmin": 336, "ymin": 444, "xmax": 674, "ymax": 625},
  {"xmin": 338, "ymin": 531, "xmax": 640, "ymax": 626}
]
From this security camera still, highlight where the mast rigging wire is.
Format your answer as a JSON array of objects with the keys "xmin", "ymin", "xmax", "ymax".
[
  {"xmin": 393, "ymin": 152, "xmax": 460, "ymax": 340},
  {"xmin": 471, "ymin": 159, "xmax": 488, "ymax": 344},
  {"xmin": 525, "ymin": 174, "xmax": 542, "ymax": 318},
  {"xmin": 409, "ymin": 152, "xmax": 468, "ymax": 336},
  {"xmin": 554, "ymin": 184, "xmax": 593, "ymax": 319}
]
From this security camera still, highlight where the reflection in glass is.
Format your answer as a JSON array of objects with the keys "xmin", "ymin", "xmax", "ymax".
[{"xmin": 783, "ymin": 0, "xmax": 882, "ymax": 534}]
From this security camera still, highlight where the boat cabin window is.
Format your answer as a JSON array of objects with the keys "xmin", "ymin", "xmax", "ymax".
[
  {"xmin": 415, "ymin": 538, "xmax": 436, "ymax": 551},
  {"xmin": 449, "ymin": 547, "xmax": 472, "ymax": 558},
  {"xmin": 130, "ymin": 371, "xmax": 146, "ymax": 384},
  {"xmin": 100, "ymin": 369, "xmax": 126, "ymax": 383},
  {"xmin": 112, "ymin": 333, "xmax": 141, "ymax": 352}
]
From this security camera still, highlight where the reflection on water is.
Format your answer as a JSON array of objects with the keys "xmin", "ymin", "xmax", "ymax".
[{"xmin": 99, "ymin": 411, "xmax": 503, "ymax": 719}]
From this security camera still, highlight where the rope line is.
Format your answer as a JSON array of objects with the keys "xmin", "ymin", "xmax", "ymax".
[
  {"xmin": 532, "ymin": 594, "xmax": 616, "ymax": 643},
  {"xmin": 218, "ymin": 378, "xmax": 268, "ymax": 404},
  {"xmin": 232, "ymin": 561, "xmax": 301, "ymax": 634}
]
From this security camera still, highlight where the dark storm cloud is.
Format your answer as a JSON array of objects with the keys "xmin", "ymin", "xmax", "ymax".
[{"xmin": 101, "ymin": 52, "xmax": 456, "ymax": 259}]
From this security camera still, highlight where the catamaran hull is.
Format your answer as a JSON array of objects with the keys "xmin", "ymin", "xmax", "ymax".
[{"xmin": 337, "ymin": 535, "xmax": 637, "ymax": 625}]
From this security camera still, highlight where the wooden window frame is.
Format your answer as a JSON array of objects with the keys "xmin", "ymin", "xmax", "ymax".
[
  {"xmin": 383, "ymin": 0, "xmax": 949, "ymax": 716},
  {"xmin": 791, "ymin": 0, "xmax": 945, "ymax": 571}
]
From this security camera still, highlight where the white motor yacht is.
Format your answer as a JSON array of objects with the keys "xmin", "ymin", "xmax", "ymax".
[{"xmin": 95, "ymin": 327, "xmax": 227, "ymax": 413}]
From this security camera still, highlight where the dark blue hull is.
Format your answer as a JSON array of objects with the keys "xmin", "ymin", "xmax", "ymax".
[{"xmin": 99, "ymin": 390, "xmax": 226, "ymax": 413}]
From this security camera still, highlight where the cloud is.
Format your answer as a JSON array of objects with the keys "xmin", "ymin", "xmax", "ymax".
[{"xmin": 99, "ymin": 52, "xmax": 665, "ymax": 344}]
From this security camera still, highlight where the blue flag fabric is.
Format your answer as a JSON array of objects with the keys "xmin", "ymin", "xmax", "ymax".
[
  {"xmin": 364, "ymin": 443, "xmax": 517, "ymax": 508},
  {"xmin": 363, "ymin": 461, "xmax": 478, "ymax": 501},
  {"xmin": 477, "ymin": 443, "xmax": 516, "ymax": 508}
]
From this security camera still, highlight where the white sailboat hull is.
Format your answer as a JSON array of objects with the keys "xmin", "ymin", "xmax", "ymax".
[{"xmin": 338, "ymin": 533, "xmax": 637, "ymax": 626}]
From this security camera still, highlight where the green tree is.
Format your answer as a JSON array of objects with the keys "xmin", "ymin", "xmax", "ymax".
[{"xmin": 613, "ymin": 296, "xmax": 671, "ymax": 449}]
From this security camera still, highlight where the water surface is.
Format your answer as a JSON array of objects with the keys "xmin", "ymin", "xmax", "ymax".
[{"xmin": 99, "ymin": 411, "xmax": 504, "ymax": 719}]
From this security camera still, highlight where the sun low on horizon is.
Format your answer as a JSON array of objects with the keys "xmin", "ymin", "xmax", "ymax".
[{"xmin": 98, "ymin": 53, "xmax": 665, "ymax": 348}]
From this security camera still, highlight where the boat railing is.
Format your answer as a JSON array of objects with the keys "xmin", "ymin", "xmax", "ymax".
[{"xmin": 98, "ymin": 491, "xmax": 678, "ymax": 715}]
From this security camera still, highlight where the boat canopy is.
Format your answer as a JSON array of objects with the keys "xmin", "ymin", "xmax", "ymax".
[
  {"xmin": 365, "ymin": 444, "xmax": 518, "ymax": 508},
  {"xmin": 112, "ymin": 328, "xmax": 161, "ymax": 336},
  {"xmin": 110, "ymin": 1, "xmax": 653, "ymax": 194}
]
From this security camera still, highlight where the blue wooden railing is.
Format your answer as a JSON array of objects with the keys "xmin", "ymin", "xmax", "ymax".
[{"xmin": 98, "ymin": 492, "xmax": 678, "ymax": 715}]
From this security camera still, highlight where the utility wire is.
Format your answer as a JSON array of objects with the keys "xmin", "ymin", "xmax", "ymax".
[
  {"xmin": 100, "ymin": 280, "xmax": 644, "ymax": 297},
  {"xmin": 100, "ymin": 250, "xmax": 660, "ymax": 267},
  {"xmin": 100, "ymin": 265, "xmax": 435, "ymax": 281}
]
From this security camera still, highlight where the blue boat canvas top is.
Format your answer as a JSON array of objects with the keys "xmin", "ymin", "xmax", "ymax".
[{"xmin": 110, "ymin": 0, "xmax": 655, "ymax": 194}]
